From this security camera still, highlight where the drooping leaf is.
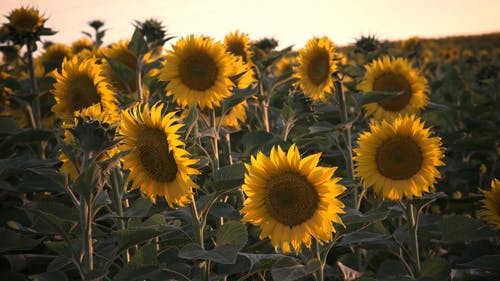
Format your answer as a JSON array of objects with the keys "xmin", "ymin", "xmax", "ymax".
[{"xmin": 128, "ymin": 28, "xmax": 148, "ymax": 57}]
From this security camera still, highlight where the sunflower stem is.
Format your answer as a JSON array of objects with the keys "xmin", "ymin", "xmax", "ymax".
[
  {"xmin": 189, "ymin": 195, "xmax": 209, "ymax": 281},
  {"xmin": 255, "ymin": 65, "xmax": 270, "ymax": 132},
  {"xmin": 406, "ymin": 201, "xmax": 422, "ymax": 276},
  {"xmin": 26, "ymin": 38, "xmax": 41, "ymax": 129},
  {"xmin": 79, "ymin": 152, "xmax": 94, "ymax": 277},
  {"xmin": 335, "ymin": 78, "xmax": 357, "ymax": 209},
  {"xmin": 313, "ymin": 240, "xmax": 324, "ymax": 281},
  {"xmin": 210, "ymin": 109, "xmax": 220, "ymax": 172},
  {"xmin": 136, "ymin": 55, "xmax": 145, "ymax": 102},
  {"xmin": 110, "ymin": 168, "xmax": 130, "ymax": 263}
]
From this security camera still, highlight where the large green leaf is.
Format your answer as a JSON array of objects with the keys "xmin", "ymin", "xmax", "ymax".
[
  {"xmin": 458, "ymin": 255, "xmax": 500, "ymax": 272},
  {"xmin": 422, "ymin": 257, "xmax": 451, "ymax": 280},
  {"xmin": 216, "ymin": 220, "xmax": 248, "ymax": 248},
  {"xmin": 270, "ymin": 256, "xmax": 315, "ymax": 281},
  {"xmin": 128, "ymin": 28, "xmax": 148, "ymax": 57},
  {"xmin": 178, "ymin": 223, "xmax": 248, "ymax": 266},
  {"xmin": 441, "ymin": 215, "xmax": 497, "ymax": 242},
  {"xmin": 0, "ymin": 228, "xmax": 44, "ymax": 252}
]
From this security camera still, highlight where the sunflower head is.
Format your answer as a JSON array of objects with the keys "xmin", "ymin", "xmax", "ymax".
[
  {"xmin": 60, "ymin": 104, "xmax": 119, "ymax": 179},
  {"xmin": 71, "ymin": 37, "xmax": 94, "ymax": 54},
  {"xmin": 241, "ymin": 144, "xmax": 345, "ymax": 253},
  {"xmin": 102, "ymin": 40, "xmax": 138, "ymax": 95},
  {"xmin": 479, "ymin": 179, "xmax": 500, "ymax": 229},
  {"xmin": 358, "ymin": 56, "xmax": 428, "ymax": 121},
  {"xmin": 354, "ymin": 115, "xmax": 445, "ymax": 200},
  {"xmin": 224, "ymin": 30, "xmax": 253, "ymax": 65},
  {"xmin": 38, "ymin": 43, "xmax": 73, "ymax": 73},
  {"xmin": 6, "ymin": 6, "xmax": 45, "ymax": 35},
  {"xmin": 159, "ymin": 35, "xmax": 236, "ymax": 109},
  {"xmin": 118, "ymin": 102, "xmax": 200, "ymax": 207},
  {"xmin": 51, "ymin": 56, "xmax": 118, "ymax": 119},
  {"xmin": 273, "ymin": 55, "xmax": 298, "ymax": 77},
  {"xmin": 294, "ymin": 37, "xmax": 337, "ymax": 103}
]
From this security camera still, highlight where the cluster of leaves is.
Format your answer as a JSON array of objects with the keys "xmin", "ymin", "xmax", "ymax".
[{"xmin": 0, "ymin": 12, "xmax": 499, "ymax": 281}]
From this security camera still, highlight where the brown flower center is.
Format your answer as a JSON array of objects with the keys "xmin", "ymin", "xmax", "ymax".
[
  {"xmin": 179, "ymin": 51, "xmax": 218, "ymax": 91},
  {"xmin": 68, "ymin": 75, "xmax": 101, "ymax": 112},
  {"xmin": 373, "ymin": 73, "xmax": 412, "ymax": 112},
  {"xmin": 306, "ymin": 51, "xmax": 330, "ymax": 86},
  {"xmin": 265, "ymin": 172, "xmax": 319, "ymax": 226},
  {"xmin": 226, "ymin": 41, "xmax": 248, "ymax": 63},
  {"xmin": 10, "ymin": 11, "xmax": 41, "ymax": 33},
  {"xmin": 375, "ymin": 136, "xmax": 423, "ymax": 180},
  {"xmin": 137, "ymin": 128, "xmax": 178, "ymax": 182}
]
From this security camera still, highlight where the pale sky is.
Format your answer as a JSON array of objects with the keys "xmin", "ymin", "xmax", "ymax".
[{"xmin": 2, "ymin": 0, "xmax": 500, "ymax": 49}]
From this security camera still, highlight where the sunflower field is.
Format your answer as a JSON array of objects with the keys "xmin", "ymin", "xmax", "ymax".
[{"xmin": 0, "ymin": 6, "xmax": 499, "ymax": 281}]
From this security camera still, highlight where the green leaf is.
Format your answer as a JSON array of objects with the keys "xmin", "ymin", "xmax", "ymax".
[
  {"xmin": 71, "ymin": 162, "xmax": 103, "ymax": 201},
  {"xmin": 271, "ymin": 256, "xmax": 311, "ymax": 281},
  {"xmin": 0, "ymin": 117, "xmax": 20, "ymax": 134},
  {"xmin": 128, "ymin": 28, "xmax": 148, "ymax": 57},
  {"xmin": 342, "ymin": 65, "xmax": 365, "ymax": 78},
  {"xmin": 342, "ymin": 208, "xmax": 391, "ymax": 225},
  {"xmin": 209, "ymin": 202, "xmax": 241, "ymax": 220},
  {"xmin": 45, "ymin": 241, "xmax": 74, "ymax": 258},
  {"xmin": 441, "ymin": 215, "xmax": 497, "ymax": 242},
  {"xmin": 222, "ymin": 87, "xmax": 256, "ymax": 112},
  {"xmin": 104, "ymin": 55, "xmax": 133, "ymax": 86},
  {"xmin": 0, "ymin": 128, "xmax": 55, "ymax": 150},
  {"xmin": 262, "ymin": 45, "xmax": 293, "ymax": 68},
  {"xmin": 130, "ymin": 243, "xmax": 158, "ymax": 267},
  {"xmin": 113, "ymin": 224, "xmax": 180, "ymax": 253},
  {"xmin": 216, "ymin": 220, "xmax": 248, "ymax": 248},
  {"xmin": 0, "ymin": 228, "xmax": 43, "ymax": 252},
  {"xmin": 238, "ymin": 252, "xmax": 289, "ymax": 272},
  {"xmin": 359, "ymin": 91, "xmax": 404, "ymax": 105},
  {"xmin": 422, "ymin": 257, "xmax": 451, "ymax": 280},
  {"xmin": 209, "ymin": 163, "xmax": 246, "ymax": 191},
  {"xmin": 31, "ymin": 271, "xmax": 68, "ymax": 281},
  {"xmin": 112, "ymin": 266, "xmax": 158, "ymax": 281},
  {"xmin": 458, "ymin": 255, "xmax": 500, "ymax": 272}
]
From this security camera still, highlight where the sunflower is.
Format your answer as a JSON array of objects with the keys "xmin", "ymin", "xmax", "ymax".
[
  {"xmin": 37, "ymin": 43, "xmax": 73, "ymax": 73},
  {"xmin": 51, "ymin": 56, "xmax": 118, "ymax": 119},
  {"xmin": 59, "ymin": 104, "xmax": 119, "ymax": 179},
  {"xmin": 159, "ymin": 35, "xmax": 240, "ymax": 109},
  {"xmin": 7, "ymin": 6, "xmax": 44, "ymax": 35},
  {"xmin": 71, "ymin": 37, "xmax": 94, "ymax": 54},
  {"xmin": 479, "ymin": 179, "xmax": 500, "ymax": 229},
  {"xmin": 273, "ymin": 55, "xmax": 298, "ymax": 77},
  {"xmin": 220, "ymin": 101, "xmax": 247, "ymax": 129},
  {"xmin": 358, "ymin": 56, "xmax": 428, "ymax": 121},
  {"xmin": 294, "ymin": 37, "xmax": 337, "ymax": 102},
  {"xmin": 353, "ymin": 115, "xmax": 445, "ymax": 200},
  {"xmin": 241, "ymin": 145, "xmax": 345, "ymax": 253},
  {"xmin": 118, "ymin": 102, "xmax": 200, "ymax": 207},
  {"xmin": 224, "ymin": 30, "xmax": 255, "ymax": 89},
  {"xmin": 102, "ymin": 40, "xmax": 138, "ymax": 95}
]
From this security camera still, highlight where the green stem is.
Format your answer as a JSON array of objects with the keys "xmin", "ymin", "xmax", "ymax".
[
  {"xmin": 26, "ymin": 38, "xmax": 41, "ymax": 129},
  {"xmin": 335, "ymin": 79, "xmax": 356, "ymax": 208},
  {"xmin": 136, "ymin": 55, "xmax": 144, "ymax": 102},
  {"xmin": 313, "ymin": 240, "xmax": 324, "ymax": 281},
  {"xmin": 111, "ymin": 169, "xmax": 130, "ymax": 263},
  {"xmin": 79, "ymin": 152, "xmax": 94, "ymax": 277},
  {"xmin": 189, "ymin": 196, "xmax": 208, "ymax": 281},
  {"xmin": 406, "ymin": 201, "xmax": 422, "ymax": 276},
  {"xmin": 210, "ymin": 109, "xmax": 220, "ymax": 172}
]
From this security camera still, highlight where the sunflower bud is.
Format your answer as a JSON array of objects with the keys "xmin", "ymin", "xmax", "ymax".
[{"xmin": 70, "ymin": 117, "xmax": 116, "ymax": 154}]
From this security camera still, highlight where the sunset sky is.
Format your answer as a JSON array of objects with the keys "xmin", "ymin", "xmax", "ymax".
[{"xmin": 2, "ymin": 0, "xmax": 500, "ymax": 49}]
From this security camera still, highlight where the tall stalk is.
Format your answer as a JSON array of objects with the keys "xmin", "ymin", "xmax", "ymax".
[
  {"xmin": 26, "ymin": 38, "xmax": 41, "ymax": 129},
  {"xmin": 406, "ymin": 201, "xmax": 422, "ymax": 275},
  {"xmin": 136, "ymin": 55, "xmax": 145, "ymax": 102},
  {"xmin": 189, "ymin": 196, "xmax": 209, "ymax": 281},
  {"xmin": 334, "ymin": 78, "xmax": 357, "ymax": 208}
]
